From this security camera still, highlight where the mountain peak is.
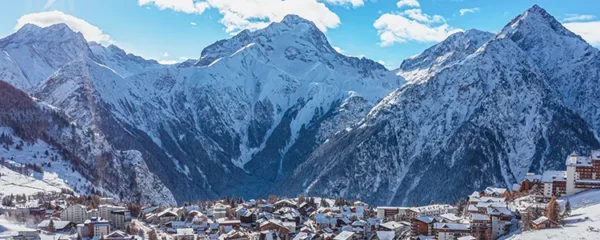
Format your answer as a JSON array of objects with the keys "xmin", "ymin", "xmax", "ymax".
[
  {"xmin": 281, "ymin": 14, "xmax": 312, "ymax": 25},
  {"xmin": 498, "ymin": 4, "xmax": 580, "ymax": 41}
]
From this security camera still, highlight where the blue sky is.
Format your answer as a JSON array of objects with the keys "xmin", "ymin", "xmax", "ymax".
[{"xmin": 1, "ymin": 0, "xmax": 599, "ymax": 68}]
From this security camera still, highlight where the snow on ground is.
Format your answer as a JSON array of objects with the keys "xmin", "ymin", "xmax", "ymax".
[
  {"xmin": 0, "ymin": 216, "xmax": 75, "ymax": 240},
  {"xmin": 504, "ymin": 190, "xmax": 600, "ymax": 240},
  {"xmin": 0, "ymin": 166, "xmax": 62, "ymax": 196},
  {"xmin": 0, "ymin": 127, "xmax": 93, "ymax": 195}
]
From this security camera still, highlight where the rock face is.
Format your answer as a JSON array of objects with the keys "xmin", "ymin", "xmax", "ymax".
[
  {"xmin": 276, "ymin": 5, "xmax": 600, "ymax": 206},
  {"xmin": 0, "ymin": 16, "xmax": 401, "ymax": 204},
  {"xmin": 1, "ymin": 5, "xmax": 599, "ymax": 206}
]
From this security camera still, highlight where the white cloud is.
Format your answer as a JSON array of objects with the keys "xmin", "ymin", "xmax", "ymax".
[
  {"xmin": 179, "ymin": 57, "xmax": 189, "ymax": 61},
  {"xmin": 44, "ymin": 0, "xmax": 57, "ymax": 9},
  {"xmin": 374, "ymin": 13, "xmax": 462, "ymax": 46},
  {"xmin": 138, "ymin": 0, "xmax": 209, "ymax": 14},
  {"xmin": 377, "ymin": 60, "xmax": 385, "ymax": 65},
  {"xmin": 324, "ymin": 0, "xmax": 364, "ymax": 7},
  {"xmin": 139, "ymin": 0, "xmax": 341, "ymax": 34},
  {"xmin": 396, "ymin": 0, "xmax": 419, "ymax": 9},
  {"xmin": 190, "ymin": 22, "xmax": 197, "ymax": 26},
  {"xmin": 459, "ymin": 8, "xmax": 479, "ymax": 16},
  {"xmin": 562, "ymin": 14, "xmax": 596, "ymax": 22},
  {"xmin": 564, "ymin": 21, "xmax": 600, "ymax": 45},
  {"xmin": 163, "ymin": 52, "xmax": 169, "ymax": 57},
  {"xmin": 206, "ymin": 0, "xmax": 340, "ymax": 34},
  {"xmin": 333, "ymin": 46, "xmax": 343, "ymax": 53},
  {"xmin": 401, "ymin": 9, "xmax": 444, "ymax": 23},
  {"xmin": 158, "ymin": 60, "xmax": 179, "ymax": 65},
  {"xmin": 15, "ymin": 11, "xmax": 113, "ymax": 44}
]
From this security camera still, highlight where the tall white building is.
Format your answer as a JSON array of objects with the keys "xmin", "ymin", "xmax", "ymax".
[{"xmin": 60, "ymin": 204, "xmax": 88, "ymax": 223}]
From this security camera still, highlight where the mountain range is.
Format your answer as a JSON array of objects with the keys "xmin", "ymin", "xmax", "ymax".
[{"xmin": 0, "ymin": 5, "xmax": 598, "ymax": 206}]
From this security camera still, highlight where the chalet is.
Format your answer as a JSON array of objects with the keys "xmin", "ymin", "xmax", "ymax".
[
  {"xmin": 532, "ymin": 216, "xmax": 559, "ymax": 229},
  {"xmin": 158, "ymin": 209, "xmax": 180, "ymax": 224},
  {"xmin": 410, "ymin": 216, "xmax": 436, "ymax": 238},
  {"xmin": 259, "ymin": 220, "xmax": 291, "ymax": 237},
  {"xmin": 218, "ymin": 229, "xmax": 250, "ymax": 240},
  {"xmin": 433, "ymin": 223, "xmax": 470, "ymax": 240},
  {"xmin": 439, "ymin": 214, "xmax": 461, "ymax": 223},
  {"xmin": 405, "ymin": 204, "xmax": 457, "ymax": 219},
  {"xmin": 36, "ymin": 219, "xmax": 75, "ymax": 232},
  {"xmin": 333, "ymin": 231, "xmax": 358, "ymax": 240},
  {"xmin": 483, "ymin": 187, "xmax": 510, "ymax": 198},
  {"xmin": 469, "ymin": 213, "xmax": 490, "ymax": 238},
  {"xmin": 274, "ymin": 199, "xmax": 297, "ymax": 209},
  {"xmin": 104, "ymin": 230, "xmax": 131, "ymax": 240}
]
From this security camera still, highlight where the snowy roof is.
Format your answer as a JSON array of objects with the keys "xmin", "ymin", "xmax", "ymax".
[
  {"xmin": 484, "ymin": 187, "xmax": 507, "ymax": 195},
  {"xmin": 37, "ymin": 220, "xmax": 72, "ymax": 229},
  {"xmin": 532, "ymin": 216, "xmax": 549, "ymax": 225},
  {"xmin": 376, "ymin": 231, "xmax": 395, "ymax": 240},
  {"xmin": 486, "ymin": 207, "xmax": 511, "ymax": 216},
  {"xmin": 333, "ymin": 231, "xmax": 355, "ymax": 240},
  {"xmin": 541, "ymin": 170, "xmax": 567, "ymax": 183},
  {"xmin": 440, "ymin": 213, "xmax": 461, "ymax": 222},
  {"xmin": 592, "ymin": 150, "xmax": 600, "ymax": 160},
  {"xmin": 414, "ymin": 216, "xmax": 435, "ymax": 224},
  {"xmin": 410, "ymin": 204, "xmax": 455, "ymax": 213},
  {"xmin": 468, "ymin": 205, "xmax": 478, "ymax": 211},
  {"xmin": 433, "ymin": 223, "xmax": 470, "ymax": 231},
  {"xmin": 566, "ymin": 154, "xmax": 593, "ymax": 167},
  {"xmin": 524, "ymin": 173, "xmax": 542, "ymax": 181},
  {"xmin": 380, "ymin": 221, "xmax": 404, "ymax": 230},
  {"xmin": 470, "ymin": 213, "xmax": 489, "ymax": 221},
  {"xmin": 469, "ymin": 191, "xmax": 481, "ymax": 198}
]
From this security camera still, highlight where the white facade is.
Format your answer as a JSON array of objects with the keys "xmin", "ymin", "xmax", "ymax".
[
  {"xmin": 60, "ymin": 204, "xmax": 88, "ymax": 223},
  {"xmin": 94, "ymin": 223, "xmax": 110, "ymax": 237}
]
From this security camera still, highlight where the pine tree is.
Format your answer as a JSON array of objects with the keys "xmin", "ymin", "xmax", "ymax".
[{"xmin": 563, "ymin": 200, "xmax": 571, "ymax": 219}]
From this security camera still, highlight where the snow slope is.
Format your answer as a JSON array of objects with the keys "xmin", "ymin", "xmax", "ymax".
[{"xmin": 505, "ymin": 190, "xmax": 600, "ymax": 240}]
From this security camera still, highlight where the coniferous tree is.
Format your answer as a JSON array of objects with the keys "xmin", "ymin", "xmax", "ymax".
[
  {"xmin": 545, "ymin": 196, "xmax": 560, "ymax": 222},
  {"xmin": 563, "ymin": 200, "xmax": 571, "ymax": 219}
]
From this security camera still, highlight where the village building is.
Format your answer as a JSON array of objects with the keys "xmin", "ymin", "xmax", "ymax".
[
  {"xmin": 59, "ymin": 204, "xmax": 88, "ymax": 224},
  {"xmin": 77, "ymin": 217, "xmax": 110, "ymax": 238},
  {"xmin": 110, "ymin": 209, "xmax": 131, "ymax": 230},
  {"xmin": 532, "ymin": 216, "xmax": 559, "ymax": 230},
  {"xmin": 433, "ymin": 223, "xmax": 470, "ymax": 240},
  {"xmin": 541, "ymin": 170, "xmax": 567, "ymax": 197},
  {"xmin": 566, "ymin": 151, "xmax": 600, "ymax": 195}
]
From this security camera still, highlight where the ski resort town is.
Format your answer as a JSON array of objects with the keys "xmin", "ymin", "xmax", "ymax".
[{"xmin": 2, "ymin": 151, "xmax": 600, "ymax": 240}]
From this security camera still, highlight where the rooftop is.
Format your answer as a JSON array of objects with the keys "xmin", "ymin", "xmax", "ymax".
[{"xmin": 541, "ymin": 170, "xmax": 566, "ymax": 183}]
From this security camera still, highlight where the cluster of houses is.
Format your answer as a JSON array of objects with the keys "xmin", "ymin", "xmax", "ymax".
[
  {"xmin": 3, "ymin": 151, "xmax": 598, "ymax": 240},
  {"xmin": 527, "ymin": 150, "xmax": 600, "ymax": 198}
]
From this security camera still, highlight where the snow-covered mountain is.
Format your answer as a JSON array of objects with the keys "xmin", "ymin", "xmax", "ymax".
[
  {"xmin": 0, "ymin": 15, "xmax": 402, "ymax": 203},
  {"xmin": 0, "ymin": 80, "xmax": 175, "ymax": 205},
  {"xmin": 1, "ymin": 5, "xmax": 599, "ymax": 206},
  {"xmin": 277, "ymin": 5, "xmax": 600, "ymax": 206},
  {"xmin": 397, "ymin": 29, "xmax": 494, "ymax": 83}
]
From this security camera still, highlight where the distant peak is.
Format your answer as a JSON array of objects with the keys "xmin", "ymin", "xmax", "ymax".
[{"xmin": 281, "ymin": 14, "xmax": 311, "ymax": 25}]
